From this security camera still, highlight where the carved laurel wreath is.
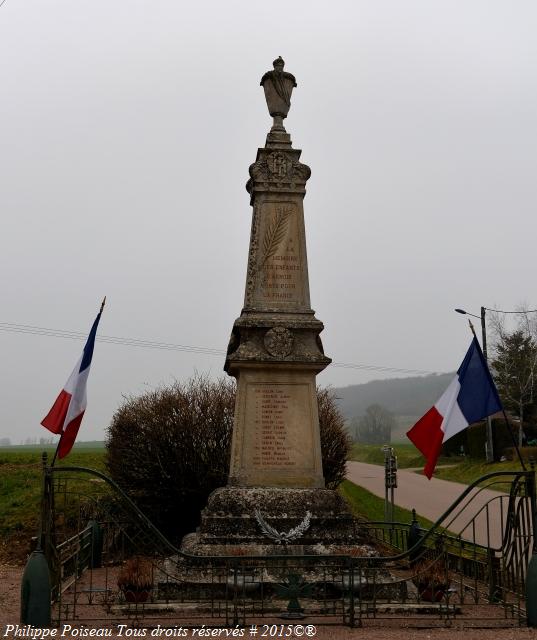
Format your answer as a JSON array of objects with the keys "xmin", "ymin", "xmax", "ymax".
[
  {"xmin": 258, "ymin": 207, "xmax": 293, "ymax": 269},
  {"xmin": 254, "ymin": 509, "xmax": 311, "ymax": 544}
]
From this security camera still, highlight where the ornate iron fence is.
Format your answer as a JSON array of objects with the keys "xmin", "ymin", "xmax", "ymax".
[{"xmin": 36, "ymin": 456, "xmax": 536, "ymax": 629}]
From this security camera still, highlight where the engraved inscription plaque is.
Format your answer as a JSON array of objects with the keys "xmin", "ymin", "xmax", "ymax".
[
  {"xmin": 251, "ymin": 201, "xmax": 309, "ymax": 309},
  {"xmin": 240, "ymin": 381, "xmax": 318, "ymax": 477}
]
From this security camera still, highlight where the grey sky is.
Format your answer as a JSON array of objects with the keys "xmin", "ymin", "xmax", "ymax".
[{"xmin": 1, "ymin": 1, "xmax": 536, "ymax": 442}]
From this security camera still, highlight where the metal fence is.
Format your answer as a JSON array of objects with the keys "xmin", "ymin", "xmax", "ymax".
[{"xmin": 37, "ymin": 458, "xmax": 536, "ymax": 629}]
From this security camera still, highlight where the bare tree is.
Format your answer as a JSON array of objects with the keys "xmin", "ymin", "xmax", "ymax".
[
  {"xmin": 489, "ymin": 306, "xmax": 537, "ymax": 447},
  {"xmin": 355, "ymin": 404, "xmax": 396, "ymax": 445}
]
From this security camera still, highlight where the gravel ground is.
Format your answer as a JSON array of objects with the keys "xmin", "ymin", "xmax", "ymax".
[{"xmin": 4, "ymin": 564, "xmax": 537, "ymax": 640}]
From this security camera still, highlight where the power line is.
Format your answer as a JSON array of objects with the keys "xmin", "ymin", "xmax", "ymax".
[
  {"xmin": 0, "ymin": 322, "xmax": 223, "ymax": 356},
  {"xmin": 485, "ymin": 307, "xmax": 537, "ymax": 314},
  {"xmin": 330, "ymin": 361, "xmax": 433, "ymax": 375},
  {"xmin": 0, "ymin": 321, "xmax": 436, "ymax": 376}
]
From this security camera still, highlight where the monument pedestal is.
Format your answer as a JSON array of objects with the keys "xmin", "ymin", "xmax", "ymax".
[{"xmin": 182, "ymin": 486, "xmax": 366, "ymax": 556}]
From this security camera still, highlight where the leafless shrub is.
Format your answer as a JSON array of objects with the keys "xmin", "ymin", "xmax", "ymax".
[
  {"xmin": 106, "ymin": 376, "xmax": 350, "ymax": 541},
  {"xmin": 317, "ymin": 387, "xmax": 352, "ymax": 489},
  {"xmin": 106, "ymin": 374, "xmax": 235, "ymax": 542}
]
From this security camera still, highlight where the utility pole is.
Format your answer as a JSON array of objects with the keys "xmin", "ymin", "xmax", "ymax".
[
  {"xmin": 455, "ymin": 306, "xmax": 495, "ymax": 462},
  {"xmin": 481, "ymin": 306, "xmax": 494, "ymax": 462}
]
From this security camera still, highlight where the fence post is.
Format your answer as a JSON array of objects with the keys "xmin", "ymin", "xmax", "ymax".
[
  {"xmin": 526, "ymin": 463, "xmax": 537, "ymax": 626},
  {"xmin": 88, "ymin": 520, "xmax": 103, "ymax": 568},
  {"xmin": 20, "ymin": 453, "xmax": 51, "ymax": 626},
  {"xmin": 407, "ymin": 509, "xmax": 422, "ymax": 566},
  {"xmin": 347, "ymin": 558, "xmax": 355, "ymax": 627},
  {"xmin": 232, "ymin": 560, "xmax": 239, "ymax": 627}
]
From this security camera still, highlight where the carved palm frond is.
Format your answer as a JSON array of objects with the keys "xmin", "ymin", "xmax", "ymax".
[
  {"xmin": 254, "ymin": 509, "xmax": 285, "ymax": 543},
  {"xmin": 259, "ymin": 207, "xmax": 292, "ymax": 269},
  {"xmin": 254, "ymin": 509, "xmax": 311, "ymax": 544},
  {"xmin": 285, "ymin": 511, "xmax": 311, "ymax": 541}
]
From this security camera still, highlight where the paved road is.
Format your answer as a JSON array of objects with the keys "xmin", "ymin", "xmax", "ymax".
[{"xmin": 346, "ymin": 461, "xmax": 511, "ymax": 547}]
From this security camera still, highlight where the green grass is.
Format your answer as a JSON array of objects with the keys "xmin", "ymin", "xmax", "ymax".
[
  {"xmin": 0, "ymin": 445, "xmax": 106, "ymax": 561},
  {"xmin": 434, "ymin": 458, "xmax": 525, "ymax": 486},
  {"xmin": 348, "ymin": 442, "xmax": 528, "ymax": 489},
  {"xmin": 348, "ymin": 442, "xmax": 452, "ymax": 469},
  {"xmin": 338, "ymin": 479, "xmax": 435, "ymax": 529}
]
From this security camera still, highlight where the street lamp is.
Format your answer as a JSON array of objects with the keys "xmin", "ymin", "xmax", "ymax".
[
  {"xmin": 455, "ymin": 307, "xmax": 489, "ymax": 360},
  {"xmin": 455, "ymin": 306, "xmax": 494, "ymax": 462}
]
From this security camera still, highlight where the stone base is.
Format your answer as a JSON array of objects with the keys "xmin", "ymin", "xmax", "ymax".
[{"xmin": 180, "ymin": 486, "xmax": 367, "ymax": 556}]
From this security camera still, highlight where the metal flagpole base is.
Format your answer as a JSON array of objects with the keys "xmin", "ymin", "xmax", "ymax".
[
  {"xmin": 526, "ymin": 553, "xmax": 537, "ymax": 626},
  {"xmin": 20, "ymin": 550, "xmax": 51, "ymax": 626}
]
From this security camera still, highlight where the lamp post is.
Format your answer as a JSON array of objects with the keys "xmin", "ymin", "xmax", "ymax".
[{"xmin": 455, "ymin": 307, "xmax": 494, "ymax": 462}]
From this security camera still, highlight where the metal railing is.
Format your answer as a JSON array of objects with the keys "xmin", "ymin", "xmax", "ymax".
[{"xmin": 38, "ymin": 460, "xmax": 536, "ymax": 629}]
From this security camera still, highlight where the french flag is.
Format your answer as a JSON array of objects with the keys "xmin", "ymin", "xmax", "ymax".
[
  {"xmin": 407, "ymin": 337, "xmax": 502, "ymax": 478},
  {"xmin": 41, "ymin": 301, "xmax": 104, "ymax": 459}
]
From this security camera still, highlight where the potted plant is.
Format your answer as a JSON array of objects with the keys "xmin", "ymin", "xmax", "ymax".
[
  {"xmin": 412, "ymin": 559, "xmax": 450, "ymax": 602},
  {"xmin": 117, "ymin": 556, "xmax": 154, "ymax": 603}
]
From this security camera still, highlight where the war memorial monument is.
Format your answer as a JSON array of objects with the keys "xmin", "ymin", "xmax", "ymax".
[
  {"xmin": 182, "ymin": 58, "xmax": 358, "ymax": 555},
  {"xmin": 19, "ymin": 59, "xmax": 536, "ymax": 632}
]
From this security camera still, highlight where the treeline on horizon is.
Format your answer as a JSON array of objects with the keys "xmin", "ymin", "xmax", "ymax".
[{"xmin": 333, "ymin": 372, "xmax": 454, "ymax": 420}]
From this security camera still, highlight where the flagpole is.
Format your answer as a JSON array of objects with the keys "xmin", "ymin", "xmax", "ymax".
[
  {"xmin": 50, "ymin": 297, "xmax": 106, "ymax": 468},
  {"xmin": 503, "ymin": 409, "xmax": 526, "ymax": 470},
  {"xmin": 50, "ymin": 434, "xmax": 63, "ymax": 468},
  {"xmin": 468, "ymin": 320, "xmax": 526, "ymax": 471}
]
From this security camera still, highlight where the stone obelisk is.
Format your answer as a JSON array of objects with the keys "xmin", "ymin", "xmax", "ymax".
[
  {"xmin": 225, "ymin": 57, "xmax": 330, "ymax": 489},
  {"xmin": 181, "ymin": 59, "xmax": 357, "ymax": 555}
]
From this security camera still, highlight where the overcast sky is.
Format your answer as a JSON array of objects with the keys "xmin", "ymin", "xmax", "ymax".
[{"xmin": 1, "ymin": 1, "xmax": 536, "ymax": 443}]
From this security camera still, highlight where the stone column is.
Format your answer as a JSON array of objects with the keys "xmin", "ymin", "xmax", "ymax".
[
  {"xmin": 180, "ymin": 60, "xmax": 359, "ymax": 556},
  {"xmin": 225, "ymin": 57, "xmax": 330, "ymax": 489}
]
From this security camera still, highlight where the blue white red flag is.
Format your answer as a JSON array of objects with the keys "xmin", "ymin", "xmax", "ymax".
[
  {"xmin": 41, "ymin": 303, "xmax": 104, "ymax": 459},
  {"xmin": 407, "ymin": 337, "xmax": 502, "ymax": 478}
]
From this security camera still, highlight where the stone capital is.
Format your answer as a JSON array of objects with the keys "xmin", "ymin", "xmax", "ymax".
[{"xmin": 246, "ymin": 147, "xmax": 311, "ymax": 205}]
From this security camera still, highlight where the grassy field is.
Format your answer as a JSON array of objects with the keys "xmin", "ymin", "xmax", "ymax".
[
  {"xmin": 338, "ymin": 479, "xmax": 434, "ymax": 529},
  {"xmin": 349, "ymin": 442, "xmax": 439, "ymax": 468},
  {"xmin": 349, "ymin": 442, "xmax": 527, "ymax": 487},
  {"xmin": 0, "ymin": 444, "xmax": 106, "ymax": 561},
  {"xmin": 434, "ymin": 458, "xmax": 526, "ymax": 484}
]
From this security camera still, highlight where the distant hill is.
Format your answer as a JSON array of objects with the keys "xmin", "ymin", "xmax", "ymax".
[{"xmin": 333, "ymin": 373, "xmax": 454, "ymax": 442}]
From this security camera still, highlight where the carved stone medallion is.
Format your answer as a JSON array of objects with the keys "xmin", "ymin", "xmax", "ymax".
[
  {"xmin": 267, "ymin": 151, "xmax": 291, "ymax": 178},
  {"xmin": 264, "ymin": 326, "xmax": 294, "ymax": 357}
]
